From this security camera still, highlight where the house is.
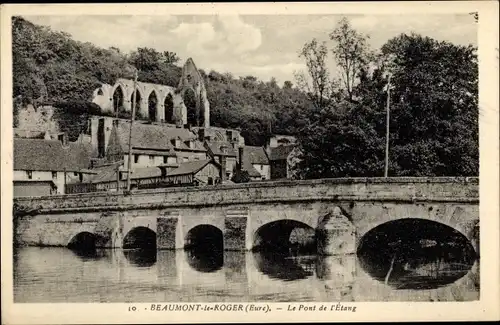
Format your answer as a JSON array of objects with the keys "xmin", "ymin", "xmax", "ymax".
[
  {"xmin": 13, "ymin": 137, "xmax": 94, "ymax": 196},
  {"xmin": 268, "ymin": 144, "xmax": 300, "ymax": 180},
  {"xmin": 104, "ymin": 119, "xmax": 207, "ymax": 171},
  {"xmin": 205, "ymin": 141, "xmax": 238, "ymax": 180},
  {"xmin": 242, "ymin": 146, "xmax": 270, "ymax": 180}
]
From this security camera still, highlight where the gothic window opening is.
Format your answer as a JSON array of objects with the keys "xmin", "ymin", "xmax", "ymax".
[
  {"xmin": 164, "ymin": 93, "xmax": 174, "ymax": 124},
  {"xmin": 148, "ymin": 91, "xmax": 158, "ymax": 122},
  {"xmin": 131, "ymin": 89, "xmax": 142, "ymax": 119},
  {"xmin": 113, "ymin": 86, "xmax": 124, "ymax": 114},
  {"xmin": 184, "ymin": 88, "xmax": 198, "ymax": 127}
]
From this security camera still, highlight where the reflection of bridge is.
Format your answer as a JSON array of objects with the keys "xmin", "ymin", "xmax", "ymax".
[
  {"xmin": 14, "ymin": 177, "xmax": 479, "ymax": 255},
  {"xmin": 15, "ymin": 248, "xmax": 479, "ymax": 302}
]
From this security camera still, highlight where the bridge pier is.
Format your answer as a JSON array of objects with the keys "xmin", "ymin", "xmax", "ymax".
[
  {"xmin": 157, "ymin": 215, "xmax": 179, "ymax": 249},
  {"xmin": 224, "ymin": 210, "xmax": 248, "ymax": 250},
  {"xmin": 316, "ymin": 207, "xmax": 356, "ymax": 255}
]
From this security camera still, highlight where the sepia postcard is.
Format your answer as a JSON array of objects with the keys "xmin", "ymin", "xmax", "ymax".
[{"xmin": 1, "ymin": 2, "xmax": 499, "ymax": 324}]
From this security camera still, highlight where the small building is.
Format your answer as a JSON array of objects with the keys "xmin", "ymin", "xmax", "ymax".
[
  {"xmin": 14, "ymin": 137, "xmax": 94, "ymax": 196},
  {"xmin": 242, "ymin": 146, "xmax": 270, "ymax": 180},
  {"xmin": 132, "ymin": 159, "xmax": 222, "ymax": 189},
  {"xmin": 205, "ymin": 141, "xmax": 238, "ymax": 180},
  {"xmin": 268, "ymin": 144, "xmax": 300, "ymax": 180}
]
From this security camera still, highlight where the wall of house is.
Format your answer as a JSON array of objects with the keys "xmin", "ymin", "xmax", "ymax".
[
  {"xmin": 252, "ymin": 164, "xmax": 270, "ymax": 180},
  {"xmin": 123, "ymin": 154, "xmax": 177, "ymax": 170},
  {"xmin": 13, "ymin": 170, "xmax": 81, "ymax": 194},
  {"xmin": 194, "ymin": 163, "xmax": 221, "ymax": 184},
  {"xmin": 270, "ymin": 160, "xmax": 287, "ymax": 180},
  {"xmin": 175, "ymin": 151, "xmax": 207, "ymax": 162}
]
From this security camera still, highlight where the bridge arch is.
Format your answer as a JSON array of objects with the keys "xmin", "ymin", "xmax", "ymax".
[
  {"xmin": 123, "ymin": 226, "xmax": 157, "ymax": 249},
  {"xmin": 357, "ymin": 218, "xmax": 477, "ymax": 290},
  {"xmin": 252, "ymin": 219, "xmax": 316, "ymax": 253},
  {"xmin": 67, "ymin": 231, "xmax": 101, "ymax": 250},
  {"xmin": 185, "ymin": 224, "xmax": 223, "ymax": 251}
]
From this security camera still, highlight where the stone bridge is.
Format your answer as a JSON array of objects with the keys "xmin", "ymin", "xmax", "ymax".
[{"xmin": 13, "ymin": 177, "xmax": 479, "ymax": 255}]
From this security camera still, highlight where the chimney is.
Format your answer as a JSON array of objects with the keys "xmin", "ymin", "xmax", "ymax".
[
  {"xmin": 238, "ymin": 146, "xmax": 244, "ymax": 171},
  {"xmin": 198, "ymin": 128, "xmax": 205, "ymax": 142},
  {"xmin": 218, "ymin": 155, "xmax": 227, "ymax": 182}
]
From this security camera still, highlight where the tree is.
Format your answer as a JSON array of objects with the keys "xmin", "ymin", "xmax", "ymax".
[
  {"xmin": 329, "ymin": 17, "xmax": 372, "ymax": 101},
  {"xmin": 379, "ymin": 33, "xmax": 478, "ymax": 176},
  {"xmin": 295, "ymin": 38, "xmax": 337, "ymax": 110},
  {"xmin": 163, "ymin": 51, "xmax": 180, "ymax": 65}
]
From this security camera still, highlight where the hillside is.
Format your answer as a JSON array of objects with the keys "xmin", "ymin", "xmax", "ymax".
[
  {"xmin": 12, "ymin": 16, "xmax": 479, "ymax": 178},
  {"xmin": 12, "ymin": 16, "xmax": 311, "ymax": 147}
]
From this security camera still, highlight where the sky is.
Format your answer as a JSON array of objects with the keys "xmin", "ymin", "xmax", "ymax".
[{"xmin": 24, "ymin": 14, "xmax": 477, "ymax": 85}]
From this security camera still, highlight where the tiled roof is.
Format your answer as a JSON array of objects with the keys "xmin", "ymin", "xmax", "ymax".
[
  {"xmin": 206, "ymin": 141, "xmax": 238, "ymax": 157},
  {"xmin": 167, "ymin": 159, "xmax": 216, "ymax": 176},
  {"xmin": 241, "ymin": 159, "xmax": 262, "ymax": 178},
  {"xmin": 14, "ymin": 138, "xmax": 91, "ymax": 172},
  {"xmin": 269, "ymin": 144, "xmax": 296, "ymax": 161},
  {"xmin": 89, "ymin": 162, "xmax": 122, "ymax": 183},
  {"xmin": 131, "ymin": 149, "xmax": 177, "ymax": 157},
  {"xmin": 243, "ymin": 146, "xmax": 269, "ymax": 165},
  {"xmin": 132, "ymin": 166, "xmax": 163, "ymax": 179},
  {"xmin": 113, "ymin": 121, "xmax": 205, "ymax": 153}
]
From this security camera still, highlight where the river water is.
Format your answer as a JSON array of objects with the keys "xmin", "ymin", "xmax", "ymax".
[{"xmin": 14, "ymin": 247, "xmax": 479, "ymax": 303}]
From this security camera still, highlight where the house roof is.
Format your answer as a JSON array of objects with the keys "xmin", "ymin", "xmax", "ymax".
[
  {"xmin": 112, "ymin": 121, "xmax": 205, "ymax": 153},
  {"xmin": 241, "ymin": 159, "xmax": 262, "ymax": 178},
  {"xmin": 88, "ymin": 162, "xmax": 123, "ymax": 183},
  {"xmin": 131, "ymin": 149, "xmax": 177, "ymax": 157},
  {"xmin": 167, "ymin": 159, "xmax": 217, "ymax": 176},
  {"xmin": 206, "ymin": 141, "xmax": 238, "ymax": 157},
  {"xmin": 132, "ymin": 166, "xmax": 163, "ymax": 179},
  {"xmin": 243, "ymin": 146, "xmax": 269, "ymax": 165},
  {"xmin": 269, "ymin": 144, "xmax": 296, "ymax": 161},
  {"xmin": 14, "ymin": 138, "xmax": 91, "ymax": 172}
]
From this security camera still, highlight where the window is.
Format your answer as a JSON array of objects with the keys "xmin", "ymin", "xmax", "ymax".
[
  {"xmin": 149, "ymin": 155, "xmax": 155, "ymax": 162},
  {"xmin": 27, "ymin": 171, "xmax": 32, "ymax": 179},
  {"xmin": 74, "ymin": 172, "xmax": 78, "ymax": 176},
  {"xmin": 79, "ymin": 173, "xmax": 83, "ymax": 182},
  {"xmin": 134, "ymin": 155, "xmax": 139, "ymax": 163},
  {"xmin": 163, "ymin": 156, "xmax": 168, "ymax": 164},
  {"xmin": 52, "ymin": 172, "xmax": 57, "ymax": 179},
  {"xmin": 208, "ymin": 177, "xmax": 213, "ymax": 185}
]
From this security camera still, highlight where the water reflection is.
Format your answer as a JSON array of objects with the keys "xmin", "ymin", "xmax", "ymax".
[
  {"xmin": 185, "ymin": 248, "xmax": 224, "ymax": 273},
  {"xmin": 123, "ymin": 249, "xmax": 157, "ymax": 267},
  {"xmin": 253, "ymin": 251, "xmax": 315, "ymax": 281},
  {"xmin": 69, "ymin": 248, "xmax": 107, "ymax": 261},
  {"xmin": 358, "ymin": 244, "xmax": 475, "ymax": 290},
  {"xmin": 13, "ymin": 246, "xmax": 479, "ymax": 303}
]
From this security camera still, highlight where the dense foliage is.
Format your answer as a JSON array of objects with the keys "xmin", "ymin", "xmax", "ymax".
[{"xmin": 12, "ymin": 16, "xmax": 478, "ymax": 177}]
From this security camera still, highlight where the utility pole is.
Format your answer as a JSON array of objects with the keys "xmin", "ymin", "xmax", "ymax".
[
  {"xmin": 126, "ymin": 70, "xmax": 138, "ymax": 191},
  {"xmin": 384, "ymin": 74, "xmax": 392, "ymax": 178}
]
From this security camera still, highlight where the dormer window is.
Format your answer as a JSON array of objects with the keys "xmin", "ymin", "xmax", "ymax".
[{"xmin": 171, "ymin": 139, "xmax": 181, "ymax": 147}]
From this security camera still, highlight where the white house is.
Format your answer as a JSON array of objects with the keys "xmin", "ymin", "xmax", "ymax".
[{"xmin": 13, "ymin": 138, "xmax": 94, "ymax": 196}]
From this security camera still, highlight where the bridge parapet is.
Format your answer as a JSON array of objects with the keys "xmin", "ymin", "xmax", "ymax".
[{"xmin": 13, "ymin": 177, "xmax": 478, "ymax": 214}]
